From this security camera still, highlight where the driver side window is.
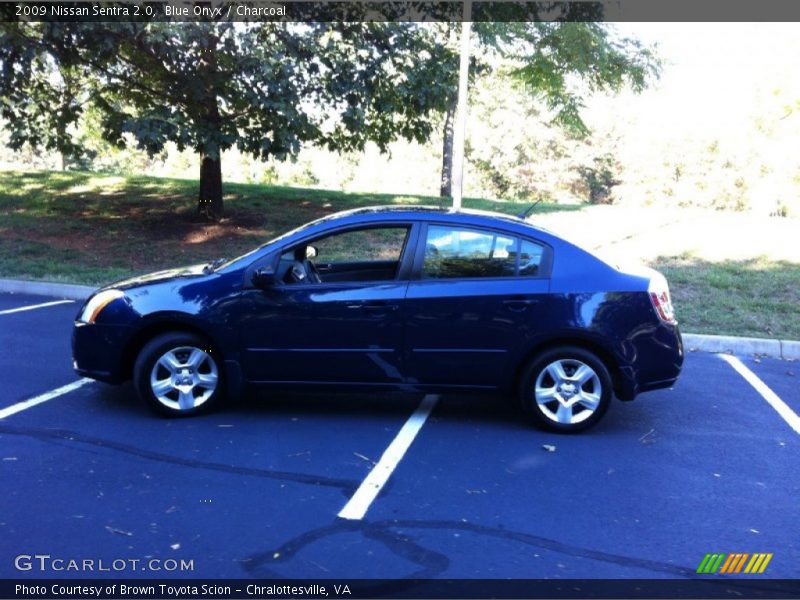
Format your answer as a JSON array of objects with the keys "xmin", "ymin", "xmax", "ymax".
[{"xmin": 280, "ymin": 226, "xmax": 410, "ymax": 284}]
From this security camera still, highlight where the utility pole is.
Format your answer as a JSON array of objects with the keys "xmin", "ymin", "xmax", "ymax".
[{"xmin": 451, "ymin": 0, "xmax": 472, "ymax": 210}]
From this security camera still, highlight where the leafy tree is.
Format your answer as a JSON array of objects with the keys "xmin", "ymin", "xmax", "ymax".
[
  {"xmin": 438, "ymin": 21, "xmax": 661, "ymax": 198},
  {"xmin": 0, "ymin": 22, "xmax": 454, "ymax": 219},
  {"xmin": 0, "ymin": 39, "xmax": 87, "ymax": 170}
]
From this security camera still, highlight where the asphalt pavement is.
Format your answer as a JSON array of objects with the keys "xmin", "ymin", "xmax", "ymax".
[{"xmin": 0, "ymin": 292, "xmax": 798, "ymax": 584}]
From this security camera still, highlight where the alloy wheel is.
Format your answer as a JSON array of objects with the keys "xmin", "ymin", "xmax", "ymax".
[
  {"xmin": 534, "ymin": 358, "xmax": 602, "ymax": 425},
  {"xmin": 149, "ymin": 346, "xmax": 218, "ymax": 411}
]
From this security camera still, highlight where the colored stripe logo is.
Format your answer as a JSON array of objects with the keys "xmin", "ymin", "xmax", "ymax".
[{"xmin": 697, "ymin": 553, "xmax": 773, "ymax": 574}]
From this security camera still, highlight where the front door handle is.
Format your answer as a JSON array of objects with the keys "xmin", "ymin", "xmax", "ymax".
[{"xmin": 347, "ymin": 301, "xmax": 399, "ymax": 312}]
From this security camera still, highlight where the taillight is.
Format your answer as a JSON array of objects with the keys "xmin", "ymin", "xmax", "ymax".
[{"xmin": 648, "ymin": 274, "xmax": 677, "ymax": 324}]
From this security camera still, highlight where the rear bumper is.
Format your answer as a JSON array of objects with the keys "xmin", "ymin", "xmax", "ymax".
[{"xmin": 615, "ymin": 323, "xmax": 684, "ymax": 401}]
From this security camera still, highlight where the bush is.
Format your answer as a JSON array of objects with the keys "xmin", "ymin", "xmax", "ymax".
[{"xmin": 574, "ymin": 153, "xmax": 621, "ymax": 204}]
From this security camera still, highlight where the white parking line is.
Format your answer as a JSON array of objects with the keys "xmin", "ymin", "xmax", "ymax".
[
  {"xmin": 0, "ymin": 299, "xmax": 75, "ymax": 316},
  {"xmin": 338, "ymin": 393, "xmax": 439, "ymax": 521},
  {"xmin": 720, "ymin": 354, "xmax": 800, "ymax": 435},
  {"xmin": 0, "ymin": 379, "xmax": 93, "ymax": 420}
]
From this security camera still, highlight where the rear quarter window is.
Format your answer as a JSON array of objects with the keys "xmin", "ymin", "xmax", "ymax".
[{"xmin": 519, "ymin": 239, "xmax": 544, "ymax": 276}]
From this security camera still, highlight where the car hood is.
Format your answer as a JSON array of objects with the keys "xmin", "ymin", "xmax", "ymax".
[{"xmin": 101, "ymin": 264, "xmax": 208, "ymax": 291}]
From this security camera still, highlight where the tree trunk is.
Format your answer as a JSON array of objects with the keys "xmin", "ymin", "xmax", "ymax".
[
  {"xmin": 439, "ymin": 92, "xmax": 458, "ymax": 198},
  {"xmin": 198, "ymin": 153, "xmax": 223, "ymax": 221},
  {"xmin": 196, "ymin": 34, "xmax": 224, "ymax": 221}
]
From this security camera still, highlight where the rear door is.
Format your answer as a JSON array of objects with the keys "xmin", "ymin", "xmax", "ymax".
[{"xmin": 403, "ymin": 223, "xmax": 551, "ymax": 388}]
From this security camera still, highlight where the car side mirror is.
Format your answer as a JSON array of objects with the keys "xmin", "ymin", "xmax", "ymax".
[
  {"xmin": 306, "ymin": 245, "xmax": 318, "ymax": 259},
  {"xmin": 252, "ymin": 266, "xmax": 276, "ymax": 288}
]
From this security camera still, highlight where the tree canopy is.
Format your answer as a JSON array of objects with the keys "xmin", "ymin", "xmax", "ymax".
[
  {"xmin": 501, "ymin": 22, "xmax": 660, "ymax": 135},
  {"xmin": 0, "ymin": 22, "xmax": 455, "ymax": 219},
  {"xmin": 437, "ymin": 22, "xmax": 660, "ymax": 197},
  {"xmin": 0, "ymin": 19, "xmax": 659, "ymax": 215}
]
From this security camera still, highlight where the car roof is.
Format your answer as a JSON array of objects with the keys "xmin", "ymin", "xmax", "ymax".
[{"xmin": 312, "ymin": 205, "xmax": 535, "ymax": 230}]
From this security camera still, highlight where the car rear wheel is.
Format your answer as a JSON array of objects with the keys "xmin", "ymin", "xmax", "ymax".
[
  {"xmin": 133, "ymin": 332, "xmax": 224, "ymax": 417},
  {"xmin": 519, "ymin": 346, "xmax": 612, "ymax": 433}
]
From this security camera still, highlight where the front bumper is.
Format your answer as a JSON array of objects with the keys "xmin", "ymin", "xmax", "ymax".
[{"xmin": 71, "ymin": 321, "xmax": 131, "ymax": 384}]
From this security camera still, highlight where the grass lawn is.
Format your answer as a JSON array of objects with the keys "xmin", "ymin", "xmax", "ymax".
[
  {"xmin": 654, "ymin": 254, "xmax": 800, "ymax": 340},
  {"xmin": 0, "ymin": 170, "xmax": 577, "ymax": 286},
  {"xmin": 1, "ymin": 169, "xmax": 798, "ymax": 340}
]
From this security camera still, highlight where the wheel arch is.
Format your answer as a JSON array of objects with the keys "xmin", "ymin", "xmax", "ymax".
[
  {"xmin": 121, "ymin": 314, "xmax": 225, "ymax": 382},
  {"xmin": 514, "ymin": 334, "xmax": 624, "ymax": 399}
]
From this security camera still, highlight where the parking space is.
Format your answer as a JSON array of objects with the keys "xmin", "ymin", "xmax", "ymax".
[
  {"xmin": 360, "ymin": 354, "xmax": 799, "ymax": 578},
  {"xmin": 736, "ymin": 356, "xmax": 800, "ymax": 416},
  {"xmin": 0, "ymin": 293, "xmax": 80, "ymax": 404},
  {"xmin": 0, "ymin": 293, "xmax": 72, "ymax": 313},
  {"xmin": 1, "ymin": 291, "xmax": 799, "ymax": 583}
]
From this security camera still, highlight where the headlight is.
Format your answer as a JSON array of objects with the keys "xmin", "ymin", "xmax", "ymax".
[{"xmin": 79, "ymin": 289, "xmax": 124, "ymax": 324}]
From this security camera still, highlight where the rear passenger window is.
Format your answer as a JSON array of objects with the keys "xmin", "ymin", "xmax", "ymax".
[
  {"xmin": 422, "ymin": 226, "xmax": 517, "ymax": 279},
  {"xmin": 421, "ymin": 225, "xmax": 546, "ymax": 279}
]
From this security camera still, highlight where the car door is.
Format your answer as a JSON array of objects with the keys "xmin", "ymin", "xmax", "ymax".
[
  {"xmin": 403, "ymin": 222, "xmax": 551, "ymax": 388},
  {"xmin": 239, "ymin": 223, "xmax": 417, "ymax": 385}
]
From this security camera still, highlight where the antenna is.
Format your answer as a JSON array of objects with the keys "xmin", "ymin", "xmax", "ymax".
[{"xmin": 517, "ymin": 198, "xmax": 542, "ymax": 220}]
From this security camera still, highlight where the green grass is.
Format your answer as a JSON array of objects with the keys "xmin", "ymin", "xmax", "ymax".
[
  {"xmin": 0, "ymin": 169, "xmax": 580, "ymax": 286},
  {"xmin": 653, "ymin": 253, "xmax": 800, "ymax": 340}
]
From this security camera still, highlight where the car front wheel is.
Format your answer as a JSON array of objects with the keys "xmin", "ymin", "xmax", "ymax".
[
  {"xmin": 133, "ymin": 332, "xmax": 224, "ymax": 417},
  {"xmin": 520, "ymin": 346, "xmax": 612, "ymax": 432}
]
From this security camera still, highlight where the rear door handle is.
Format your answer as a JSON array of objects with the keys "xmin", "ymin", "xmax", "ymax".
[{"xmin": 503, "ymin": 297, "xmax": 537, "ymax": 311}]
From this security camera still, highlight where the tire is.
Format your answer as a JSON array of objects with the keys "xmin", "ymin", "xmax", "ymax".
[
  {"xmin": 519, "ymin": 346, "xmax": 612, "ymax": 433},
  {"xmin": 133, "ymin": 332, "xmax": 225, "ymax": 417}
]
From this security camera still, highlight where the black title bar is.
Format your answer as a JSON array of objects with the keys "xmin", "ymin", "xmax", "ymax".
[{"xmin": 5, "ymin": 0, "xmax": 800, "ymax": 22}]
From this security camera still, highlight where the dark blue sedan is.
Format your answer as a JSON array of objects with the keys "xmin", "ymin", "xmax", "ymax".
[{"xmin": 72, "ymin": 206, "xmax": 683, "ymax": 432}]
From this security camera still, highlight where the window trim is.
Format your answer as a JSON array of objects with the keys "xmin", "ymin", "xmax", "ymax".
[{"xmin": 410, "ymin": 222, "xmax": 553, "ymax": 282}]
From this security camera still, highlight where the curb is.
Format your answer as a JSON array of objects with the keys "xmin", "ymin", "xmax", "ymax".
[
  {"xmin": 682, "ymin": 333, "xmax": 799, "ymax": 361},
  {"xmin": 0, "ymin": 278, "xmax": 797, "ymax": 360},
  {"xmin": 0, "ymin": 278, "xmax": 96, "ymax": 301}
]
